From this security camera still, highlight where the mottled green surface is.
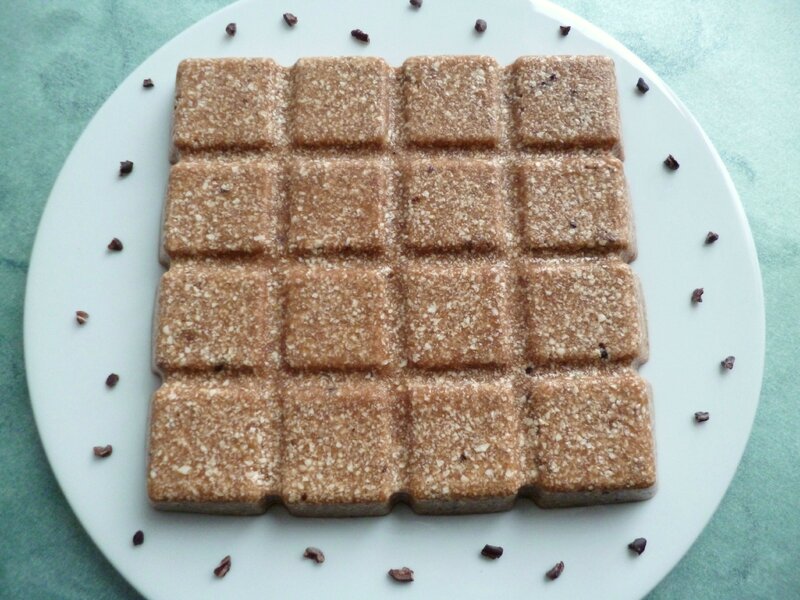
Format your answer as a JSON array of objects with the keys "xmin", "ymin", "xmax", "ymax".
[{"xmin": 1, "ymin": 1, "xmax": 797, "ymax": 598}]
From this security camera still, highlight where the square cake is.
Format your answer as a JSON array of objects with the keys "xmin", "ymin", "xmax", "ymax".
[{"xmin": 150, "ymin": 55, "xmax": 653, "ymax": 517}]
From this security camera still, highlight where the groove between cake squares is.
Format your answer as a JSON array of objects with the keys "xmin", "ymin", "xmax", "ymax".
[{"xmin": 149, "ymin": 56, "xmax": 655, "ymax": 516}]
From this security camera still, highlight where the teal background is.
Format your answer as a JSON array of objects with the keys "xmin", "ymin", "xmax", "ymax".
[{"xmin": 1, "ymin": 1, "xmax": 797, "ymax": 598}]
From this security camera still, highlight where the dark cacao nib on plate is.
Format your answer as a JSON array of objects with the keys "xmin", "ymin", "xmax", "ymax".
[
  {"xmin": 481, "ymin": 544, "xmax": 504, "ymax": 559},
  {"xmin": 388, "ymin": 567, "xmax": 414, "ymax": 582},
  {"xmin": 93, "ymin": 445, "xmax": 112, "ymax": 458},
  {"xmin": 351, "ymin": 29, "xmax": 369, "ymax": 43},
  {"xmin": 663, "ymin": 154, "xmax": 680, "ymax": 170},
  {"xmin": 303, "ymin": 547, "xmax": 325, "ymax": 564},
  {"xmin": 628, "ymin": 537, "xmax": 647, "ymax": 555},
  {"xmin": 214, "ymin": 555, "xmax": 232, "ymax": 578},
  {"xmin": 546, "ymin": 561, "xmax": 565, "ymax": 580}
]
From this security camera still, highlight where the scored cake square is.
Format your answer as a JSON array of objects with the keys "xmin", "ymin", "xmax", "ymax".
[
  {"xmin": 523, "ymin": 262, "xmax": 647, "ymax": 365},
  {"xmin": 404, "ymin": 264, "xmax": 512, "ymax": 368},
  {"xmin": 290, "ymin": 57, "xmax": 392, "ymax": 147},
  {"xmin": 172, "ymin": 58, "xmax": 284, "ymax": 153},
  {"xmin": 282, "ymin": 382, "xmax": 396, "ymax": 514},
  {"xmin": 284, "ymin": 266, "xmax": 393, "ymax": 370},
  {"xmin": 163, "ymin": 161, "xmax": 277, "ymax": 259},
  {"xmin": 402, "ymin": 158, "xmax": 505, "ymax": 254},
  {"xmin": 402, "ymin": 56, "xmax": 501, "ymax": 147},
  {"xmin": 155, "ymin": 263, "xmax": 273, "ymax": 372},
  {"xmin": 517, "ymin": 156, "xmax": 634, "ymax": 259},
  {"xmin": 147, "ymin": 379, "xmax": 281, "ymax": 514},
  {"xmin": 287, "ymin": 158, "xmax": 388, "ymax": 255},
  {"xmin": 510, "ymin": 56, "xmax": 622, "ymax": 155},
  {"xmin": 408, "ymin": 382, "xmax": 522, "ymax": 513},
  {"xmin": 526, "ymin": 372, "xmax": 656, "ymax": 506}
]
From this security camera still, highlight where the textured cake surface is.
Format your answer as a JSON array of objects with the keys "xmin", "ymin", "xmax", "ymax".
[{"xmin": 150, "ymin": 55, "xmax": 654, "ymax": 516}]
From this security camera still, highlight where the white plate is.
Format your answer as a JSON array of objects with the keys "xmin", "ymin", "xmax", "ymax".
[{"xmin": 24, "ymin": 0, "xmax": 765, "ymax": 598}]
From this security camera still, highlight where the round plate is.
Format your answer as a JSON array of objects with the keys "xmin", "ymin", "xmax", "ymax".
[{"xmin": 24, "ymin": 0, "xmax": 765, "ymax": 598}]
